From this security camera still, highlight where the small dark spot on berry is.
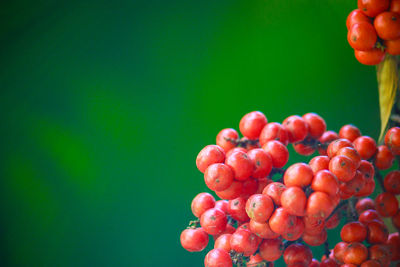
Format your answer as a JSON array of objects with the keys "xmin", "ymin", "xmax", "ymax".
[
  {"xmin": 234, "ymin": 201, "xmax": 239, "ymax": 206},
  {"xmin": 211, "ymin": 215, "xmax": 216, "ymax": 220}
]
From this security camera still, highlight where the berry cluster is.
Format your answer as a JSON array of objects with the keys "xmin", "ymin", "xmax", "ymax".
[
  {"xmin": 347, "ymin": 0, "xmax": 400, "ymax": 65},
  {"xmin": 180, "ymin": 111, "xmax": 400, "ymax": 267}
]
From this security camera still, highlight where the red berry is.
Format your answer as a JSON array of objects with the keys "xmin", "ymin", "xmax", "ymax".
[
  {"xmin": 282, "ymin": 216, "xmax": 305, "ymax": 241},
  {"xmin": 302, "ymin": 113, "xmax": 326, "ymax": 139},
  {"xmin": 385, "ymin": 38, "xmax": 400, "ymax": 55},
  {"xmin": 309, "ymin": 155, "xmax": 330, "ymax": 173},
  {"xmin": 293, "ymin": 140, "xmax": 316, "ymax": 156},
  {"xmin": 355, "ymin": 198, "xmax": 375, "ymax": 214},
  {"xmin": 200, "ymin": 208, "xmax": 227, "ymax": 235},
  {"xmin": 283, "ymin": 115, "xmax": 309, "ymax": 143},
  {"xmin": 361, "ymin": 260, "xmax": 381, "ymax": 267},
  {"xmin": 337, "ymin": 147, "xmax": 361, "ymax": 169},
  {"xmin": 302, "ymin": 228, "xmax": 327, "ymax": 246},
  {"xmin": 354, "ymin": 48, "xmax": 386, "ymax": 65},
  {"xmin": 384, "ymin": 170, "xmax": 400, "ymax": 194},
  {"xmin": 340, "ymin": 221, "xmax": 367, "ymax": 242},
  {"xmin": 262, "ymin": 182, "xmax": 286, "ymax": 206},
  {"xmin": 225, "ymin": 151, "xmax": 253, "ymax": 181},
  {"xmin": 262, "ymin": 140, "xmax": 289, "ymax": 168},
  {"xmin": 334, "ymin": 241, "xmax": 349, "ymax": 264},
  {"xmin": 353, "ymin": 136, "xmax": 377, "ymax": 160},
  {"xmin": 348, "ymin": 22, "xmax": 377, "ymax": 51},
  {"xmin": 358, "ymin": 0, "xmax": 390, "ymax": 17},
  {"xmin": 239, "ymin": 111, "xmax": 268, "ymax": 140},
  {"xmin": 214, "ymin": 233, "xmax": 232, "ymax": 252},
  {"xmin": 366, "ymin": 220, "xmax": 389, "ymax": 244},
  {"xmin": 281, "ymin": 186, "xmax": 307, "ymax": 216},
  {"xmin": 325, "ymin": 212, "xmax": 341, "ymax": 229},
  {"xmin": 304, "ymin": 216, "xmax": 325, "ymax": 235},
  {"xmin": 347, "ymin": 9, "xmax": 371, "ymax": 30},
  {"xmin": 180, "ymin": 228, "xmax": 209, "ymax": 252},
  {"xmin": 318, "ymin": 131, "xmax": 339, "ymax": 155},
  {"xmin": 245, "ymin": 194, "xmax": 274, "ymax": 223},
  {"xmin": 196, "ymin": 145, "xmax": 225, "ymax": 173},
  {"xmin": 343, "ymin": 242, "xmax": 368, "ymax": 265},
  {"xmin": 259, "ymin": 238, "xmax": 283, "ymax": 262},
  {"xmin": 191, "ymin": 192, "xmax": 216, "ymax": 218},
  {"xmin": 269, "ymin": 207, "xmax": 297, "ymax": 235},
  {"xmin": 247, "ymin": 148, "xmax": 273, "ymax": 179},
  {"xmin": 216, "ymin": 128, "xmax": 239, "ymax": 152},
  {"xmin": 259, "ymin": 122, "xmax": 289, "ymax": 146},
  {"xmin": 327, "ymin": 139, "xmax": 353, "ymax": 158},
  {"xmin": 230, "ymin": 228, "xmax": 260, "ymax": 256},
  {"xmin": 359, "ymin": 209, "xmax": 382, "ymax": 224},
  {"xmin": 240, "ymin": 178, "xmax": 258, "ymax": 198},
  {"xmin": 385, "ymin": 127, "xmax": 400, "ymax": 155},
  {"xmin": 329, "ymin": 155, "xmax": 356, "ymax": 182},
  {"xmin": 339, "ymin": 124, "xmax": 362, "ymax": 142},
  {"xmin": 215, "ymin": 200, "xmax": 229, "ymax": 213},
  {"xmin": 228, "ymin": 197, "xmax": 249, "ymax": 222},
  {"xmin": 375, "ymin": 192, "xmax": 399, "ymax": 217},
  {"xmin": 374, "ymin": 145, "xmax": 394, "ymax": 170},
  {"xmin": 204, "ymin": 163, "xmax": 234, "ymax": 191},
  {"xmin": 369, "ymin": 244, "xmax": 392, "ymax": 266},
  {"xmin": 306, "ymin": 191, "xmax": 334, "ymax": 219},
  {"xmin": 374, "ymin": 12, "xmax": 400, "ymax": 40},
  {"xmin": 392, "ymin": 209, "xmax": 400, "ymax": 230},
  {"xmin": 249, "ymin": 219, "xmax": 279, "ymax": 239},
  {"xmin": 311, "ymin": 170, "xmax": 339, "ymax": 197},
  {"xmin": 283, "ymin": 163, "xmax": 314, "ymax": 188},
  {"xmin": 387, "ymin": 232, "xmax": 400, "ymax": 260},
  {"xmin": 283, "ymin": 243, "xmax": 313, "ymax": 266},
  {"xmin": 215, "ymin": 180, "xmax": 243, "ymax": 200},
  {"xmin": 204, "ymin": 248, "xmax": 232, "ymax": 267}
]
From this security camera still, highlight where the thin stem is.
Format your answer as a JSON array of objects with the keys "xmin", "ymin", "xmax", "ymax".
[
  {"xmin": 324, "ymin": 241, "xmax": 330, "ymax": 257},
  {"xmin": 375, "ymin": 169, "xmax": 386, "ymax": 192},
  {"xmin": 347, "ymin": 198, "xmax": 358, "ymax": 222}
]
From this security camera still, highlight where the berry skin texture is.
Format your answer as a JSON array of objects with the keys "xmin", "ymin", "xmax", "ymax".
[
  {"xmin": 249, "ymin": 219, "xmax": 279, "ymax": 239},
  {"xmin": 259, "ymin": 122, "xmax": 289, "ymax": 146},
  {"xmin": 375, "ymin": 192, "xmax": 399, "ymax": 217},
  {"xmin": 385, "ymin": 38, "xmax": 400, "ymax": 55},
  {"xmin": 302, "ymin": 228, "xmax": 327, "ymax": 246},
  {"xmin": 214, "ymin": 234, "xmax": 231, "ymax": 252},
  {"xmin": 359, "ymin": 209, "xmax": 382, "ymax": 224},
  {"xmin": 200, "ymin": 208, "xmax": 227, "ymax": 235},
  {"xmin": 283, "ymin": 115, "xmax": 309, "ymax": 143},
  {"xmin": 385, "ymin": 127, "xmax": 400, "ymax": 155},
  {"xmin": 283, "ymin": 163, "xmax": 314, "ymax": 188},
  {"xmin": 283, "ymin": 243, "xmax": 313, "ymax": 266},
  {"xmin": 358, "ymin": 0, "xmax": 390, "ymax": 18},
  {"xmin": 366, "ymin": 220, "xmax": 389, "ymax": 244},
  {"xmin": 343, "ymin": 242, "xmax": 368, "ymax": 265},
  {"xmin": 306, "ymin": 191, "xmax": 334, "ymax": 220},
  {"xmin": 374, "ymin": 145, "xmax": 394, "ymax": 170},
  {"xmin": 204, "ymin": 248, "xmax": 232, "ymax": 267},
  {"xmin": 339, "ymin": 124, "xmax": 362, "ymax": 142},
  {"xmin": 369, "ymin": 244, "xmax": 392, "ymax": 266},
  {"xmin": 374, "ymin": 12, "xmax": 400, "ymax": 41},
  {"xmin": 282, "ymin": 216, "xmax": 305, "ymax": 241},
  {"xmin": 384, "ymin": 170, "xmax": 400, "ymax": 194},
  {"xmin": 392, "ymin": 209, "xmax": 400, "ymax": 230},
  {"xmin": 269, "ymin": 207, "xmax": 297, "ymax": 235},
  {"xmin": 387, "ymin": 232, "xmax": 400, "ymax": 260},
  {"xmin": 262, "ymin": 182, "xmax": 286, "ymax": 206},
  {"xmin": 340, "ymin": 221, "xmax": 367, "ymax": 242},
  {"xmin": 392, "ymin": 0, "xmax": 400, "ymax": 12},
  {"xmin": 215, "ymin": 180, "xmax": 243, "ymax": 200},
  {"xmin": 191, "ymin": 192, "xmax": 216, "ymax": 218},
  {"xmin": 180, "ymin": 228, "xmax": 209, "ymax": 252},
  {"xmin": 302, "ymin": 113, "xmax": 326, "ymax": 139},
  {"xmin": 196, "ymin": 145, "xmax": 225, "ymax": 173},
  {"xmin": 354, "ymin": 48, "xmax": 386, "ymax": 65},
  {"xmin": 361, "ymin": 260, "xmax": 381, "ymax": 267},
  {"xmin": 262, "ymin": 140, "xmax": 289, "ymax": 168},
  {"xmin": 216, "ymin": 128, "xmax": 239, "ymax": 152},
  {"xmin": 247, "ymin": 148, "xmax": 272, "ymax": 179},
  {"xmin": 347, "ymin": 9, "xmax": 372, "ymax": 30},
  {"xmin": 259, "ymin": 238, "xmax": 283, "ymax": 262},
  {"xmin": 245, "ymin": 194, "xmax": 274, "ymax": 223},
  {"xmin": 353, "ymin": 136, "xmax": 377, "ymax": 159},
  {"xmin": 334, "ymin": 241, "xmax": 349, "ymax": 264},
  {"xmin": 228, "ymin": 197, "xmax": 249, "ymax": 222},
  {"xmin": 348, "ymin": 22, "xmax": 377, "ymax": 51},
  {"xmin": 204, "ymin": 163, "xmax": 234, "ymax": 191},
  {"xmin": 327, "ymin": 139, "xmax": 353, "ymax": 158},
  {"xmin": 337, "ymin": 147, "xmax": 361, "ymax": 169},
  {"xmin": 329, "ymin": 155, "xmax": 356, "ymax": 182},
  {"xmin": 280, "ymin": 186, "xmax": 307, "ymax": 216},
  {"xmin": 309, "ymin": 155, "xmax": 330, "ymax": 173},
  {"xmin": 355, "ymin": 198, "xmax": 375, "ymax": 214},
  {"xmin": 239, "ymin": 111, "xmax": 267, "ymax": 140},
  {"xmin": 225, "ymin": 151, "xmax": 253, "ymax": 181},
  {"xmin": 311, "ymin": 170, "xmax": 339, "ymax": 197},
  {"xmin": 229, "ymin": 228, "xmax": 260, "ymax": 256},
  {"xmin": 318, "ymin": 131, "xmax": 339, "ymax": 155}
]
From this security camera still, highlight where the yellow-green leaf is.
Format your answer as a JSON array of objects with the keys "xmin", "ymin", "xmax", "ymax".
[{"xmin": 377, "ymin": 55, "xmax": 398, "ymax": 142}]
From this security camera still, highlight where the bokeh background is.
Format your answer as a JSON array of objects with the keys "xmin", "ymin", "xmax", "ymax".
[{"xmin": 0, "ymin": 0, "xmax": 387, "ymax": 266}]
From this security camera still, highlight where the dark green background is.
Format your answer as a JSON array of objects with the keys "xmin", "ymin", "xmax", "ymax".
[{"xmin": 0, "ymin": 0, "xmax": 384, "ymax": 266}]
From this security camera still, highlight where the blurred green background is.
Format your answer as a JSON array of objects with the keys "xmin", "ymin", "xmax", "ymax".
[{"xmin": 0, "ymin": 0, "xmax": 385, "ymax": 266}]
